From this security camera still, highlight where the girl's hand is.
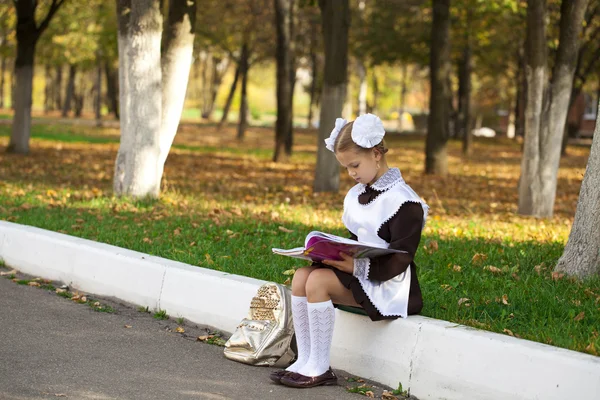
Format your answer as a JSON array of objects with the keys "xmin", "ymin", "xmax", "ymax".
[{"xmin": 322, "ymin": 252, "xmax": 354, "ymax": 274}]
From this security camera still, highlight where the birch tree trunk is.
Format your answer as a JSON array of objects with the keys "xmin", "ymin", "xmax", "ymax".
[
  {"xmin": 425, "ymin": 0, "xmax": 451, "ymax": 175},
  {"xmin": 274, "ymin": 0, "xmax": 294, "ymax": 162},
  {"xmin": 9, "ymin": 50, "xmax": 34, "ymax": 153},
  {"xmin": 518, "ymin": 0, "xmax": 588, "ymax": 217},
  {"xmin": 555, "ymin": 99, "xmax": 600, "ymax": 279},
  {"xmin": 8, "ymin": 0, "xmax": 65, "ymax": 154},
  {"xmin": 157, "ymin": 0, "xmax": 196, "ymax": 170},
  {"xmin": 113, "ymin": 0, "xmax": 163, "ymax": 198},
  {"xmin": 313, "ymin": 0, "xmax": 349, "ymax": 193}
]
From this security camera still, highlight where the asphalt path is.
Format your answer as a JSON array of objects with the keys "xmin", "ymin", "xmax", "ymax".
[{"xmin": 0, "ymin": 270, "xmax": 400, "ymax": 400}]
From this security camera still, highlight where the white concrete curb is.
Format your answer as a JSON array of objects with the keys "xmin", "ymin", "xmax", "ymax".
[{"xmin": 1, "ymin": 221, "xmax": 599, "ymax": 399}]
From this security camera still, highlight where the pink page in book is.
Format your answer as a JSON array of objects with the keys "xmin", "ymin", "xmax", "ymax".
[{"xmin": 303, "ymin": 240, "xmax": 362, "ymax": 262}]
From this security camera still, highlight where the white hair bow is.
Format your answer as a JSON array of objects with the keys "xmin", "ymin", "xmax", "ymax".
[
  {"xmin": 352, "ymin": 113, "xmax": 385, "ymax": 148},
  {"xmin": 324, "ymin": 118, "xmax": 347, "ymax": 152}
]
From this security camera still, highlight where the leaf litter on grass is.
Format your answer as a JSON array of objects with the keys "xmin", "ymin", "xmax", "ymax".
[{"xmin": 0, "ymin": 121, "xmax": 598, "ymax": 356}]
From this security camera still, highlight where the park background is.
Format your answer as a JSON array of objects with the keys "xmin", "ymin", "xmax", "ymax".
[{"xmin": 0, "ymin": 0, "xmax": 599, "ymax": 365}]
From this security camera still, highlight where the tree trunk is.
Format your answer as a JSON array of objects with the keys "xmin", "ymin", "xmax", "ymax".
[
  {"xmin": 10, "ymin": 66, "xmax": 15, "ymax": 111},
  {"xmin": 199, "ymin": 51, "xmax": 211, "ymax": 118},
  {"xmin": 157, "ymin": 0, "xmax": 196, "ymax": 171},
  {"xmin": 518, "ymin": 0, "xmax": 588, "ymax": 217},
  {"xmin": 73, "ymin": 89, "xmax": 84, "ymax": 117},
  {"xmin": 62, "ymin": 64, "xmax": 76, "ymax": 117},
  {"xmin": 44, "ymin": 65, "xmax": 52, "ymax": 114},
  {"xmin": 218, "ymin": 59, "xmax": 240, "ymax": 129},
  {"xmin": 0, "ymin": 57, "xmax": 5, "ymax": 109},
  {"xmin": 313, "ymin": 0, "xmax": 349, "ymax": 193},
  {"xmin": 514, "ymin": 46, "xmax": 527, "ymax": 138},
  {"xmin": 104, "ymin": 62, "xmax": 119, "ymax": 119},
  {"xmin": 555, "ymin": 99, "xmax": 600, "ymax": 279},
  {"xmin": 8, "ymin": 54, "xmax": 35, "ymax": 154},
  {"xmin": 274, "ymin": 0, "xmax": 294, "ymax": 162},
  {"xmin": 307, "ymin": 17, "xmax": 318, "ymax": 128},
  {"xmin": 237, "ymin": 42, "xmax": 249, "ymax": 140},
  {"xmin": 113, "ymin": 0, "xmax": 163, "ymax": 198},
  {"xmin": 285, "ymin": 64, "xmax": 296, "ymax": 155},
  {"xmin": 371, "ymin": 69, "xmax": 379, "ymax": 114},
  {"xmin": 8, "ymin": 0, "xmax": 65, "ymax": 153},
  {"xmin": 560, "ymin": 86, "xmax": 582, "ymax": 155},
  {"xmin": 425, "ymin": 0, "xmax": 451, "ymax": 175},
  {"xmin": 54, "ymin": 65, "xmax": 62, "ymax": 110},
  {"xmin": 286, "ymin": 2, "xmax": 297, "ymax": 156},
  {"xmin": 203, "ymin": 57, "xmax": 228, "ymax": 120},
  {"xmin": 398, "ymin": 63, "xmax": 408, "ymax": 131},
  {"xmin": 95, "ymin": 59, "xmax": 102, "ymax": 126},
  {"xmin": 357, "ymin": 60, "xmax": 367, "ymax": 116},
  {"xmin": 459, "ymin": 38, "xmax": 472, "ymax": 155}
]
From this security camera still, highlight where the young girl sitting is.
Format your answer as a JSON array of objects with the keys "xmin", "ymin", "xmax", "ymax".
[{"xmin": 270, "ymin": 114, "xmax": 429, "ymax": 389}]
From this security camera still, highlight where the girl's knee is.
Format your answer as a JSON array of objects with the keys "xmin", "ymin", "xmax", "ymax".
[
  {"xmin": 305, "ymin": 268, "xmax": 334, "ymax": 298},
  {"xmin": 291, "ymin": 266, "xmax": 316, "ymax": 296}
]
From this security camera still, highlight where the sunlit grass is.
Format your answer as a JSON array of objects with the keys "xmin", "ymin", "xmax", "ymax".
[{"xmin": 0, "ymin": 120, "xmax": 598, "ymax": 357}]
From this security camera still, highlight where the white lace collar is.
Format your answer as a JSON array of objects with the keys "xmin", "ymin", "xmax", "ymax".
[{"xmin": 358, "ymin": 167, "xmax": 403, "ymax": 193}]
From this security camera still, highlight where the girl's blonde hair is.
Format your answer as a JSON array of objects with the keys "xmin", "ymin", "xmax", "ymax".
[{"xmin": 334, "ymin": 121, "xmax": 389, "ymax": 155}]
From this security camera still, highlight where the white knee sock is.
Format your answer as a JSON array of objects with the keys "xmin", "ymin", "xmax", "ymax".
[
  {"xmin": 297, "ymin": 300, "xmax": 335, "ymax": 377},
  {"xmin": 285, "ymin": 295, "xmax": 311, "ymax": 373}
]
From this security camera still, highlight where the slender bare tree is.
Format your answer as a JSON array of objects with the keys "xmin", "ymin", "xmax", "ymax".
[{"xmin": 518, "ymin": 0, "xmax": 589, "ymax": 217}]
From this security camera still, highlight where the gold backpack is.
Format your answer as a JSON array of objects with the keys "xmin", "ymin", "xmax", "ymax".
[{"xmin": 224, "ymin": 282, "xmax": 296, "ymax": 367}]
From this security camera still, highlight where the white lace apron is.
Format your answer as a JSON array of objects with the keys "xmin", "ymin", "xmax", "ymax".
[{"xmin": 341, "ymin": 168, "xmax": 428, "ymax": 318}]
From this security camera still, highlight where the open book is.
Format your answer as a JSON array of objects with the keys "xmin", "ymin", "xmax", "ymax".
[{"xmin": 272, "ymin": 231, "xmax": 406, "ymax": 262}]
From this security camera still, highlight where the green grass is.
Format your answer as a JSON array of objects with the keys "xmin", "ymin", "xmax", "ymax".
[
  {"xmin": 3, "ymin": 191, "xmax": 599, "ymax": 355},
  {"xmin": 138, "ymin": 306, "xmax": 150, "ymax": 313},
  {"xmin": 153, "ymin": 309, "xmax": 169, "ymax": 320},
  {"xmin": 1, "ymin": 126, "xmax": 599, "ymax": 357}
]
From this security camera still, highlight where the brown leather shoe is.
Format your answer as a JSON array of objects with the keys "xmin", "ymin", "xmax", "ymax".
[
  {"xmin": 280, "ymin": 368, "xmax": 338, "ymax": 388},
  {"xmin": 269, "ymin": 369, "xmax": 292, "ymax": 383}
]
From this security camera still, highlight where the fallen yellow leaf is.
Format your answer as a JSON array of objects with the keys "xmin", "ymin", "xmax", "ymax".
[
  {"xmin": 574, "ymin": 311, "xmax": 585, "ymax": 322},
  {"xmin": 458, "ymin": 298, "xmax": 471, "ymax": 307},
  {"xmin": 472, "ymin": 253, "xmax": 487, "ymax": 265},
  {"xmin": 551, "ymin": 272, "xmax": 565, "ymax": 281},
  {"xmin": 176, "ymin": 326, "xmax": 185, "ymax": 333},
  {"xmin": 484, "ymin": 265, "xmax": 503, "ymax": 274},
  {"xmin": 382, "ymin": 391, "xmax": 398, "ymax": 400}
]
